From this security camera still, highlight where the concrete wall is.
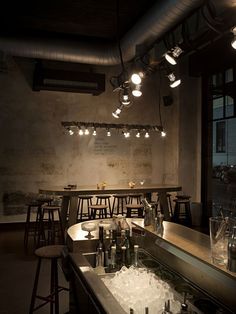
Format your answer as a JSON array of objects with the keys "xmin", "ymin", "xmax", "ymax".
[
  {"xmin": 0, "ymin": 56, "xmax": 182, "ymax": 221},
  {"xmin": 178, "ymin": 58, "xmax": 202, "ymax": 202}
]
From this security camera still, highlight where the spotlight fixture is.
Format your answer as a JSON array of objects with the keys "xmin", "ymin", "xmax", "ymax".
[
  {"xmin": 132, "ymin": 84, "xmax": 142, "ymax": 97},
  {"xmin": 165, "ymin": 46, "xmax": 183, "ymax": 65},
  {"xmin": 231, "ymin": 27, "xmax": 236, "ymax": 49},
  {"xmin": 167, "ymin": 72, "xmax": 181, "ymax": 88},
  {"xmin": 107, "ymin": 129, "xmax": 111, "ymax": 137},
  {"xmin": 120, "ymin": 85, "xmax": 131, "ymax": 106},
  {"xmin": 112, "ymin": 106, "xmax": 123, "ymax": 119}
]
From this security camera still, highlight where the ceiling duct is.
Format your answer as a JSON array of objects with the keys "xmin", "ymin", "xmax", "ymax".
[{"xmin": 0, "ymin": 0, "xmax": 203, "ymax": 65}]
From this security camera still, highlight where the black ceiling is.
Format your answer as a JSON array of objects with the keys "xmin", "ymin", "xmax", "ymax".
[{"xmin": 0, "ymin": 0, "xmax": 157, "ymax": 41}]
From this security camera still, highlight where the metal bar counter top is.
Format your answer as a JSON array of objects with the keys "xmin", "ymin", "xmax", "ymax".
[
  {"xmin": 39, "ymin": 184, "xmax": 181, "ymax": 230},
  {"xmin": 67, "ymin": 219, "xmax": 236, "ymax": 313}
]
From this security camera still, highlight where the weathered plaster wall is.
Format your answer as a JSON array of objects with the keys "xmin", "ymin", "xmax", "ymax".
[
  {"xmin": 179, "ymin": 58, "xmax": 202, "ymax": 202},
  {"xmin": 0, "ymin": 57, "xmax": 180, "ymax": 220}
]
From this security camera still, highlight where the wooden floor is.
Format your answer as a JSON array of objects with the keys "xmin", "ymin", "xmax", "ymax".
[{"xmin": 0, "ymin": 224, "xmax": 69, "ymax": 314}]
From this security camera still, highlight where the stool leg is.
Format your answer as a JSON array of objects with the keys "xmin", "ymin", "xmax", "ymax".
[
  {"xmin": 29, "ymin": 258, "xmax": 42, "ymax": 314},
  {"xmin": 57, "ymin": 209, "xmax": 65, "ymax": 244},
  {"xmin": 126, "ymin": 208, "xmax": 131, "ymax": 218},
  {"xmin": 24, "ymin": 206, "xmax": 31, "ymax": 250},
  {"xmin": 108, "ymin": 198, "xmax": 112, "ymax": 217},
  {"xmin": 50, "ymin": 258, "xmax": 59, "ymax": 314}
]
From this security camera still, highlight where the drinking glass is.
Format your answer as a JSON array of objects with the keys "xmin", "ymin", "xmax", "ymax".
[{"xmin": 209, "ymin": 216, "xmax": 228, "ymax": 266}]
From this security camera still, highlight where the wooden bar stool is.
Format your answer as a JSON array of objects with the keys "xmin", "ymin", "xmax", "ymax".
[
  {"xmin": 112, "ymin": 194, "xmax": 128, "ymax": 216},
  {"xmin": 95, "ymin": 195, "xmax": 112, "ymax": 217},
  {"xmin": 77, "ymin": 195, "xmax": 93, "ymax": 221},
  {"xmin": 126, "ymin": 204, "xmax": 144, "ymax": 218},
  {"xmin": 157, "ymin": 193, "xmax": 173, "ymax": 217},
  {"xmin": 128, "ymin": 193, "xmax": 143, "ymax": 204},
  {"xmin": 173, "ymin": 196, "xmax": 192, "ymax": 227},
  {"xmin": 89, "ymin": 204, "xmax": 108, "ymax": 219},
  {"xmin": 38, "ymin": 206, "xmax": 64, "ymax": 247},
  {"xmin": 29, "ymin": 245, "xmax": 69, "ymax": 314},
  {"xmin": 24, "ymin": 201, "xmax": 42, "ymax": 251}
]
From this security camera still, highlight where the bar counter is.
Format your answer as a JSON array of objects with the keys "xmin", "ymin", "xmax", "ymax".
[
  {"xmin": 39, "ymin": 184, "xmax": 181, "ymax": 230},
  {"xmin": 66, "ymin": 220, "xmax": 236, "ymax": 313}
]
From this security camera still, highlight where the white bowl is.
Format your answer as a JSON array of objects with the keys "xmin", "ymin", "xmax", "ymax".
[{"xmin": 81, "ymin": 222, "xmax": 97, "ymax": 232}]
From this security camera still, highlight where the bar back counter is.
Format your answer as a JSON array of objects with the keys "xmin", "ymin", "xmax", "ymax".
[{"xmin": 66, "ymin": 220, "xmax": 236, "ymax": 314}]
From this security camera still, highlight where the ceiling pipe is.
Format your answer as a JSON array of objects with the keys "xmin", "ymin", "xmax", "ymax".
[{"xmin": 0, "ymin": 0, "xmax": 204, "ymax": 65}]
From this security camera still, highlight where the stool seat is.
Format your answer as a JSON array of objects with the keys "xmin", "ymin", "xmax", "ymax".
[
  {"xmin": 78, "ymin": 195, "xmax": 93, "ymax": 199},
  {"xmin": 90, "ymin": 205, "xmax": 108, "ymax": 219},
  {"xmin": 35, "ymin": 245, "xmax": 65, "ymax": 259},
  {"xmin": 126, "ymin": 204, "xmax": 144, "ymax": 218},
  {"xmin": 175, "ymin": 195, "xmax": 191, "ymax": 200},
  {"xmin": 113, "ymin": 194, "xmax": 129, "ymax": 198},
  {"xmin": 96, "ymin": 195, "xmax": 111, "ymax": 199}
]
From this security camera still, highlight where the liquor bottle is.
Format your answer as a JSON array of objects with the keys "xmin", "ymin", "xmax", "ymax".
[
  {"xmin": 123, "ymin": 229, "xmax": 131, "ymax": 266},
  {"xmin": 109, "ymin": 245, "xmax": 117, "ymax": 271},
  {"xmin": 121, "ymin": 246, "xmax": 127, "ymax": 266},
  {"xmin": 133, "ymin": 244, "xmax": 139, "ymax": 267},
  {"xmin": 107, "ymin": 229, "xmax": 116, "ymax": 265},
  {"xmin": 228, "ymin": 225, "xmax": 236, "ymax": 272},
  {"xmin": 96, "ymin": 226, "xmax": 105, "ymax": 267}
]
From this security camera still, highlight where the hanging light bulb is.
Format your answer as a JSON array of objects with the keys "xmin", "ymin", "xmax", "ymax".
[
  {"xmin": 92, "ymin": 128, "xmax": 97, "ymax": 136},
  {"xmin": 132, "ymin": 84, "xmax": 142, "ymax": 97},
  {"xmin": 231, "ymin": 27, "xmax": 236, "ymax": 49},
  {"xmin": 84, "ymin": 128, "xmax": 90, "ymax": 135},
  {"xmin": 161, "ymin": 130, "xmax": 166, "ymax": 137},
  {"xmin": 144, "ymin": 131, "xmax": 150, "ymax": 138},
  {"xmin": 136, "ymin": 130, "xmax": 141, "ymax": 138},
  {"xmin": 107, "ymin": 129, "xmax": 111, "ymax": 137},
  {"xmin": 68, "ymin": 128, "xmax": 74, "ymax": 136},
  {"xmin": 123, "ymin": 130, "xmax": 130, "ymax": 138},
  {"xmin": 78, "ymin": 127, "xmax": 84, "ymax": 136},
  {"xmin": 167, "ymin": 72, "xmax": 181, "ymax": 88}
]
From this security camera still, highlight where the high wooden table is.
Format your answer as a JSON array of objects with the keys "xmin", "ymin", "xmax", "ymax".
[{"xmin": 39, "ymin": 185, "xmax": 181, "ymax": 231}]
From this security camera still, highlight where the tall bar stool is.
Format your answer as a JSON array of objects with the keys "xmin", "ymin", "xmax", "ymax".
[
  {"xmin": 77, "ymin": 195, "xmax": 93, "ymax": 221},
  {"xmin": 128, "ymin": 193, "xmax": 143, "ymax": 204},
  {"xmin": 173, "ymin": 196, "xmax": 192, "ymax": 227},
  {"xmin": 24, "ymin": 201, "xmax": 42, "ymax": 251},
  {"xmin": 29, "ymin": 245, "xmax": 69, "ymax": 314},
  {"xmin": 157, "ymin": 193, "xmax": 173, "ymax": 217},
  {"xmin": 89, "ymin": 204, "xmax": 108, "ymax": 219},
  {"xmin": 126, "ymin": 204, "xmax": 144, "ymax": 218},
  {"xmin": 95, "ymin": 195, "xmax": 112, "ymax": 217},
  {"xmin": 112, "ymin": 194, "xmax": 128, "ymax": 216},
  {"xmin": 37, "ymin": 205, "xmax": 64, "ymax": 247}
]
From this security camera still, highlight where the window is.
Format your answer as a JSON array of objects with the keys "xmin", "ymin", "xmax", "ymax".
[{"xmin": 216, "ymin": 121, "xmax": 226, "ymax": 153}]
